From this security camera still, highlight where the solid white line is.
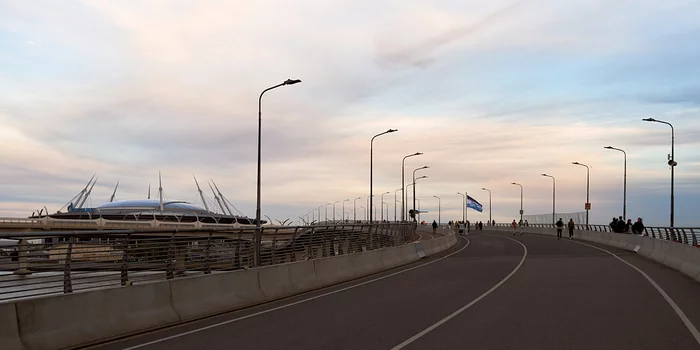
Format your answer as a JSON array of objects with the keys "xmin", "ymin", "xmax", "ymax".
[
  {"xmin": 121, "ymin": 237, "xmax": 471, "ymax": 350},
  {"xmin": 390, "ymin": 235, "xmax": 528, "ymax": 350},
  {"xmin": 567, "ymin": 239, "xmax": 700, "ymax": 346}
]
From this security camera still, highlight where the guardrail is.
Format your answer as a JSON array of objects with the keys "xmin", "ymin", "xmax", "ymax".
[
  {"xmin": 0, "ymin": 223, "xmax": 416, "ymax": 302},
  {"xmin": 494, "ymin": 223, "xmax": 700, "ymax": 246}
]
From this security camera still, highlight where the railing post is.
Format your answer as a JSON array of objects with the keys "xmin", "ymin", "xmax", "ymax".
[
  {"xmin": 680, "ymin": 229, "xmax": 689, "ymax": 245},
  {"xmin": 330, "ymin": 225, "xmax": 337, "ymax": 256},
  {"xmin": 121, "ymin": 234, "xmax": 130, "ymax": 286},
  {"xmin": 692, "ymin": 229, "xmax": 698, "ymax": 247},
  {"xmin": 63, "ymin": 236, "xmax": 75, "ymax": 293},
  {"xmin": 204, "ymin": 232, "xmax": 212, "ymax": 274},
  {"xmin": 13, "ymin": 239, "xmax": 32, "ymax": 276},
  {"xmin": 337, "ymin": 225, "xmax": 344, "ymax": 256},
  {"xmin": 166, "ymin": 233, "xmax": 175, "ymax": 280},
  {"xmin": 369, "ymin": 224, "xmax": 374, "ymax": 250},
  {"xmin": 234, "ymin": 232, "xmax": 242, "ymax": 269},
  {"xmin": 271, "ymin": 228, "xmax": 278, "ymax": 265}
]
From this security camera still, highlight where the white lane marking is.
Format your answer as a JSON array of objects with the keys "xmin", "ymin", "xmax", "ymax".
[
  {"xmin": 567, "ymin": 239, "xmax": 700, "ymax": 346},
  {"xmin": 391, "ymin": 235, "xmax": 528, "ymax": 350},
  {"xmin": 120, "ymin": 237, "xmax": 471, "ymax": 350}
]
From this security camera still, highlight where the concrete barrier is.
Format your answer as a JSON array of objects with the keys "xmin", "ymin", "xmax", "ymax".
[
  {"xmin": 17, "ymin": 281, "xmax": 180, "ymax": 350},
  {"xmin": 258, "ymin": 263, "xmax": 295, "ymax": 300},
  {"xmin": 351, "ymin": 250, "xmax": 385, "ymax": 275},
  {"xmin": 638, "ymin": 236, "xmax": 655, "ymax": 258},
  {"xmin": 314, "ymin": 254, "xmax": 355, "ymax": 287},
  {"xmin": 170, "ymin": 268, "xmax": 266, "ymax": 321},
  {"xmin": 678, "ymin": 245, "xmax": 700, "ymax": 280},
  {"xmin": 0, "ymin": 302, "xmax": 23, "ymax": 350},
  {"xmin": 662, "ymin": 241, "xmax": 683, "ymax": 270}
]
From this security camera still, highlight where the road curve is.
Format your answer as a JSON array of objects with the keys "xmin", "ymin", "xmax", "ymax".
[{"xmin": 88, "ymin": 230, "xmax": 700, "ymax": 350}]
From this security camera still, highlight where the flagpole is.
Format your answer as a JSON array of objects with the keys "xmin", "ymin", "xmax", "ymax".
[{"xmin": 465, "ymin": 191, "xmax": 468, "ymax": 223}]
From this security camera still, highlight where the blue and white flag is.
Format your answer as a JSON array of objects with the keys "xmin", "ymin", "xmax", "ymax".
[{"xmin": 467, "ymin": 195, "xmax": 483, "ymax": 212}]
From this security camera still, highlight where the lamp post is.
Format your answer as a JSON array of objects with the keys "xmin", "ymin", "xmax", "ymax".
[
  {"xmin": 401, "ymin": 152, "xmax": 423, "ymax": 221},
  {"xmin": 380, "ymin": 191, "xmax": 390, "ymax": 221},
  {"xmin": 433, "ymin": 196, "xmax": 441, "ymax": 225},
  {"xmin": 318, "ymin": 205, "xmax": 323, "ymax": 224},
  {"xmin": 360, "ymin": 206, "xmax": 365, "ymax": 221},
  {"xmin": 457, "ymin": 192, "xmax": 465, "ymax": 223},
  {"xmin": 511, "ymin": 182, "xmax": 523, "ymax": 222},
  {"xmin": 325, "ymin": 203, "xmax": 331, "ymax": 222},
  {"xmin": 572, "ymin": 162, "xmax": 590, "ymax": 226},
  {"xmin": 541, "ymin": 174, "xmax": 555, "ymax": 226},
  {"xmin": 642, "ymin": 118, "xmax": 676, "ymax": 227},
  {"xmin": 412, "ymin": 166, "xmax": 429, "ymax": 222},
  {"xmin": 481, "ymin": 188, "xmax": 492, "ymax": 225},
  {"xmin": 604, "ymin": 146, "xmax": 627, "ymax": 221},
  {"xmin": 342, "ymin": 199, "xmax": 349, "ymax": 222},
  {"xmin": 255, "ymin": 78, "xmax": 301, "ymax": 266},
  {"xmin": 353, "ymin": 196, "xmax": 361, "ymax": 222},
  {"xmin": 332, "ymin": 200, "xmax": 339, "ymax": 222},
  {"xmin": 370, "ymin": 129, "xmax": 398, "ymax": 224},
  {"xmin": 394, "ymin": 188, "xmax": 401, "ymax": 222}
]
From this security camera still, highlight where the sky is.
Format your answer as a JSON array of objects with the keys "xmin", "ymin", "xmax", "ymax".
[{"xmin": 1, "ymin": 0, "xmax": 699, "ymax": 227}]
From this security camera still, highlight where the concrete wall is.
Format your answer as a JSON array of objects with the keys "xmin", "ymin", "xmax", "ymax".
[
  {"xmin": 0, "ymin": 233, "xmax": 457, "ymax": 350},
  {"xmin": 488, "ymin": 226, "xmax": 700, "ymax": 283}
]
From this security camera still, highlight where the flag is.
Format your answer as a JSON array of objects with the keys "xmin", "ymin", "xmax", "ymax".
[{"xmin": 467, "ymin": 195, "xmax": 483, "ymax": 212}]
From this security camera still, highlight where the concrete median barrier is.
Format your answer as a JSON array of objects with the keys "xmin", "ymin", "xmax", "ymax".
[
  {"xmin": 678, "ymin": 245, "xmax": 700, "ymax": 280},
  {"xmin": 638, "ymin": 236, "xmax": 655, "ymax": 258},
  {"xmin": 662, "ymin": 241, "xmax": 683, "ymax": 270},
  {"xmin": 314, "ymin": 254, "xmax": 354, "ymax": 287},
  {"xmin": 380, "ymin": 245, "xmax": 405, "ymax": 269},
  {"xmin": 650, "ymin": 240, "xmax": 670, "ymax": 264},
  {"xmin": 258, "ymin": 263, "xmax": 295, "ymax": 300},
  {"xmin": 0, "ymin": 302, "xmax": 23, "ymax": 350},
  {"xmin": 351, "ymin": 250, "xmax": 385, "ymax": 275},
  {"xmin": 170, "ymin": 269, "xmax": 266, "ymax": 321},
  {"xmin": 287, "ymin": 259, "xmax": 319, "ymax": 292},
  {"xmin": 17, "ymin": 281, "xmax": 180, "ymax": 350}
]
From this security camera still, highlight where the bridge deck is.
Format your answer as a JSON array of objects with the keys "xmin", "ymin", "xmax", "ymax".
[{"xmin": 92, "ymin": 230, "xmax": 700, "ymax": 350}]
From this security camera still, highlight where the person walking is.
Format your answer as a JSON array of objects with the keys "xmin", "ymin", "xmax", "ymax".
[
  {"xmin": 556, "ymin": 218, "xmax": 564, "ymax": 240},
  {"xmin": 518, "ymin": 219, "xmax": 524, "ymax": 235},
  {"xmin": 432, "ymin": 220, "xmax": 438, "ymax": 234},
  {"xmin": 511, "ymin": 219, "xmax": 517, "ymax": 235},
  {"xmin": 568, "ymin": 218, "xmax": 575, "ymax": 239},
  {"xmin": 632, "ymin": 217, "xmax": 645, "ymax": 235}
]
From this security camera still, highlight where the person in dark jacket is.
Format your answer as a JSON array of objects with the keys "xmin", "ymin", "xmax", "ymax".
[
  {"xmin": 568, "ymin": 219, "xmax": 575, "ymax": 239},
  {"xmin": 625, "ymin": 219, "xmax": 632, "ymax": 233},
  {"xmin": 555, "ymin": 218, "xmax": 564, "ymax": 240},
  {"xmin": 632, "ymin": 218, "xmax": 645, "ymax": 235}
]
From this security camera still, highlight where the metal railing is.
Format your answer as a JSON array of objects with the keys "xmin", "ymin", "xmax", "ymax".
[
  {"xmin": 493, "ymin": 223, "xmax": 700, "ymax": 246},
  {"xmin": 0, "ymin": 223, "xmax": 417, "ymax": 302}
]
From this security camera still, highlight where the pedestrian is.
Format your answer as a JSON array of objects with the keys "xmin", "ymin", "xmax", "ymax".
[
  {"xmin": 518, "ymin": 219, "xmax": 524, "ymax": 235},
  {"xmin": 610, "ymin": 217, "xmax": 618, "ymax": 232},
  {"xmin": 479, "ymin": 221, "xmax": 483, "ymax": 230},
  {"xmin": 556, "ymin": 218, "xmax": 564, "ymax": 240},
  {"xmin": 432, "ymin": 220, "xmax": 438, "ymax": 234},
  {"xmin": 625, "ymin": 219, "xmax": 632, "ymax": 233},
  {"xmin": 511, "ymin": 219, "xmax": 517, "ymax": 235},
  {"xmin": 568, "ymin": 219, "xmax": 575, "ymax": 239},
  {"xmin": 492, "ymin": 219, "xmax": 496, "ymax": 226},
  {"xmin": 616, "ymin": 216, "xmax": 625, "ymax": 233},
  {"xmin": 632, "ymin": 217, "xmax": 645, "ymax": 235},
  {"xmin": 524, "ymin": 220, "xmax": 529, "ymax": 227}
]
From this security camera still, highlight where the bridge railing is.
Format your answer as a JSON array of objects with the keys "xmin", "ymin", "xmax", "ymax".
[
  {"xmin": 493, "ymin": 223, "xmax": 700, "ymax": 246},
  {"xmin": 0, "ymin": 223, "xmax": 416, "ymax": 302}
]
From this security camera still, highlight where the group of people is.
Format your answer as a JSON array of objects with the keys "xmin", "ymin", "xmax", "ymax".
[
  {"xmin": 555, "ymin": 218, "xmax": 576, "ymax": 240},
  {"xmin": 610, "ymin": 216, "xmax": 646, "ymax": 235}
]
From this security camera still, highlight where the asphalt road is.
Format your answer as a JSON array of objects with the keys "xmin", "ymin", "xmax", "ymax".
[{"xmin": 90, "ymin": 230, "xmax": 700, "ymax": 350}]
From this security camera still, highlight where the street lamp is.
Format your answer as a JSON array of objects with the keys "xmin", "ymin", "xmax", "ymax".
[
  {"xmin": 481, "ymin": 188, "xmax": 492, "ymax": 225},
  {"xmin": 572, "ymin": 162, "xmax": 590, "ymax": 226},
  {"xmin": 255, "ymin": 78, "xmax": 301, "ymax": 266},
  {"xmin": 457, "ymin": 192, "xmax": 465, "ymax": 223},
  {"xmin": 511, "ymin": 182, "xmax": 523, "ymax": 222},
  {"xmin": 318, "ymin": 205, "xmax": 323, "ymax": 224},
  {"xmin": 342, "ymin": 199, "xmax": 349, "ymax": 222},
  {"xmin": 541, "ymin": 174, "xmax": 555, "ymax": 226},
  {"xmin": 353, "ymin": 196, "xmax": 361, "ymax": 222},
  {"xmin": 380, "ymin": 191, "xmax": 390, "ymax": 221},
  {"xmin": 360, "ymin": 206, "xmax": 365, "ymax": 221},
  {"xmin": 370, "ymin": 129, "xmax": 398, "ymax": 224},
  {"xmin": 433, "ymin": 195, "xmax": 441, "ymax": 225},
  {"xmin": 394, "ymin": 188, "xmax": 401, "ymax": 222},
  {"xmin": 412, "ymin": 166, "xmax": 429, "ymax": 222},
  {"xmin": 325, "ymin": 202, "xmax": 331, "ymax": 222},
  {"xmin": 642, "ymin": 118, "xmax": 676, "ymax": 227},
  {"xmin": 333, "ymin": 200, "xmax": 339, "ymax": 222},
  {"xmin": 604, "ymin": 146, "xmax": 627, "ymax": 221},
  {"xmin": 401, "ymin": 152, "xmax": 423, "ymax": 221}
]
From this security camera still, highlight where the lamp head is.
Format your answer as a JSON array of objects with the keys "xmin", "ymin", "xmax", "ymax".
[
  {"xmin": 415, "ymin": 152, "xmax": 423, "ymax": 155},
  {"xmin": 481, "ymin": 187, "xmax": 488, "ymax": 190},
  {"xmin": 511, "ymin": 182, "xmax": 517, "ymax": 185},
  {"xmin": 422, "ymin": 165, "xmax": 430, "ymax": 169},
  {"xmin": 572, "ymin": 162, "xmax": 580, "ymax": 165},
  {"xmin": 417, "ymin": 175, "xmax": 428, "ymax": 180},
  {"xmin": 283, "ymin": 79, "xmax": 302, "ymax": 85},
  {"xmin": 604, "ymin": 146, "xmax": 613, "ymax": 149},
  {"xmin": 642, "ymin": 117, "xmax": 656, "ymax": 122},
  {"xmin": 541, "ymin": 173, "xmax": 547, "ymax": 176},
  {"xmin": 387, "ymin": 129, "xmax": 398, "ymax": 133}
]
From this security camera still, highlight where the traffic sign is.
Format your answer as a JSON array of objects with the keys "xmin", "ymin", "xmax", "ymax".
[{"xmin": 585, "ymin": 203, "xmax": 591, "ymax": 210}]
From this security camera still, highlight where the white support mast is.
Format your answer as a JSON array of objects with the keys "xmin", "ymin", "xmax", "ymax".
[
  {"xmin": 148, "ymin": 183, "xmax": 151, "ymax": 199},
  {"xmin": 78, "ymin": 176, "xmax": 98, "ymax": 208},
  {"xmin": 193, "ymin": 175, "xmax": 210, "ymax": 212},
  {"xmin": 208, "ymin": 181, "xmax": 227, "ymax": 214},
  {"xmin": 211, "ymin": 179, "xmax": 233, "ymax": 216},
  {"xmin": 158, "ymin": 172, "xmax": 164, "ymax": 212},
  {"xmin": 73, "ymin": 174, "xmax": 96, "ymax": 209},
  {"xmin": 108, "ymin": 181, "xmax": 119, "ymax": 203}
]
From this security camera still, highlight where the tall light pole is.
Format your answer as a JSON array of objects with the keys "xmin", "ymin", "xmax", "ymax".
[
  {"xmin": 401, "ymin": 152, "xmax": 423, "ymax": 221},
  {"xmin": 332, "ymin": 200, "xmax": 339, "ymax": 222},
  {"xmin": 342, "ymin": 199, "xmax": 349, "ymax": 222},
  {"xmin": 318, "ymin": 205, "xmax": 323, "ymax": 224},
  {"xmin": 642, "ymin": 118, "xmax": 676, "ymax": 227},
  {"xmin": 457, "ymin": 192, "xmax": 465, "ymax": 223},
  {"xmin": 412, "ymin": 166, "xmax": 429, "ymax": 222},
  {"xmin": 511, "ymin": 182, "xmax": 523, "ymax": 222},
  {"xmin": 433, "ymin": 196, "xmax": 441, "ymax": 225},
  {"xmin": 481, "ymin": 188, "xmax": 492, "ymax": 225},
  {"xmin": 370, "ymin": 129, "xmax": 398, "ymax": 224},
  {"xmin": 604, "ymin": 146, "xmax": 627, "ymax": 221},
  {"xmin": 572, "ymin": 162, "xmax": 590, "ymax": 226},
  {"xmin": 325, "ymin": 202, "xmax": 332, "ymax": 222},
  {"xmin": 394, "ymin": 188, "xmax": 401, "ymax": 222},
  {"xmin": 353, "ymin": 196, "xmax": 361, "ymax": 222},
  {"xmin": 541, "ymin": 174, "xmax": 555, "ymax": 225},
  {"xmin": 360, "ymin": 206, "xmax": 365, "ymax": 221},
  {"xmin": 380, "ymin": 191, "xmax": 390, "ymax": 221},
  {"xmin": 255, "ymin": 78, "xmax": 301, "ymax": 265}
]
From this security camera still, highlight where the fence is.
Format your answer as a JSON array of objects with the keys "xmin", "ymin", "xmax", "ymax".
[
  {"xmin": 0, "ymin": 223, "xmax": 416, "ymax": 302},
  {"xmin": 494, "ymin": 223, "xmax": 700, "ymax": 246}
]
